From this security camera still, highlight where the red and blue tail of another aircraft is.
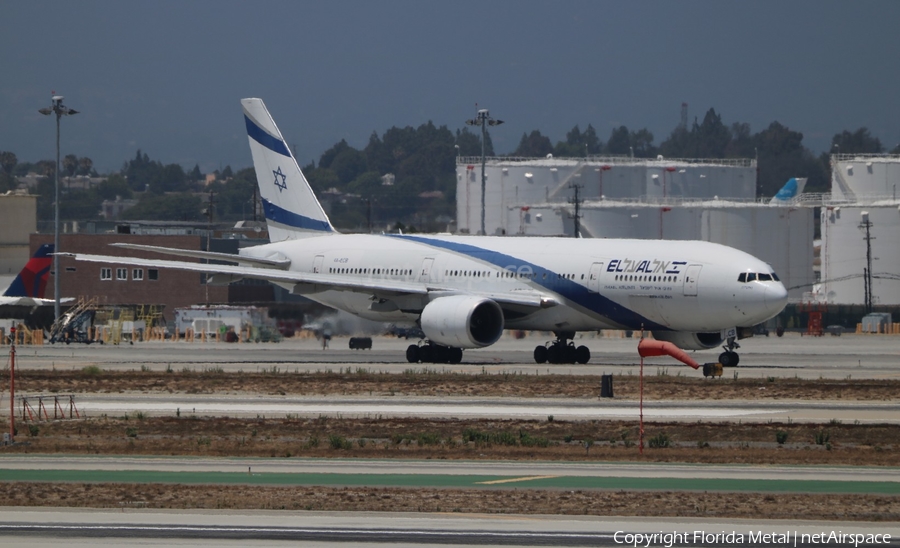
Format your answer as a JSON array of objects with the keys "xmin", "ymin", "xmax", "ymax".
[{"xmin": 3, "ymin": 244, "xmax": 54, "ymax": 298}]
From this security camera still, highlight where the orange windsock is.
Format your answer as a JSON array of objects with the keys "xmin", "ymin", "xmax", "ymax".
[{"xmin": 637, "ymin": 339, "xmax": 700, "ymax": 369}]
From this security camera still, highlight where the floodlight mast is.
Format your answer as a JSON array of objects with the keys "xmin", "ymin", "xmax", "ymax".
[
  {"xmin": 465, "ymin": 108, "xmax": 503, "ymax": 235},
  {"xmin": 38, "ymin": 94, "xmax": 78, "ymax": 321}
]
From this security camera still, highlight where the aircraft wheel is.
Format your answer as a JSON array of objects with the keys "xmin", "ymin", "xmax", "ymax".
[
  {"xmin": 718, "ymin": 351, "xmax": 738, "ymax": 367},
  {"xmin": 534, "ymin": 345, "xmax": 548, "ymax": 364},
  {"xmin": 731, "ymin": 352, "xmax": 740, "ymax": 366},
  {"xmin": 449, "ymin": 347, "xmax": 463, "ymax": 364},
  {"xmin": 406, "ymin": 344, "xmax": 419, "ymax": 363},
  {"xmin": 575, "ymin": 345, "xmax": 590, "ymax": 364},
  {"xmin": 547, "ymin": 345, "xmax": 561, "ymax": 364},
  {"xmin": 419, "ymin": 345, "xmax": 433, "ymax": 363}
]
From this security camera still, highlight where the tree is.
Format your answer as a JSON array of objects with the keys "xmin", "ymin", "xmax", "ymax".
[
  {"xmin": 330, "ymin": 147, "xmax": 367, "ymax": 184},
  {"xmin": 0, "ymin": 151, "xmax": 16, "ymax": 193},
  {"xmin": 77, "ymin": 156, "xmax": 94, "ymax": 176},
  {"xmin": 120, "ymin": 193, "xmax": 203, "ymax": 221},
  {"xmin": 607, "ymin": 126, "xmax": 656, "ymax": 157},
  {"xmin": 693, "ymin": 108, "xmax": 730, "ymax": 158},
  {"xmin": 725, "ymin": 122, "xmax": 755, "ymax": 158},
  {"xmin": 95, "ymin": 174, "xmax": 133, "ymax": 201},
  {"xmin": 831, "ymin": 128, "xmax": 883, "ymax": 154},
  {"xmin": 754, "ymin": 121, "xmax": 814, "ymax": 197},
  {"xmin": 63, "ymin": 154, "xmax": 78, "ymax": 178},
  {"xmin": 606, "ymin": 126, "xmax": 633, "ymax": 155},
  {"xmin": 0, "ymin": 151, "xmax": 17, "ymax": 175},
  {"xmin": 189, "ymin": 164, "xmax": 203, "ymax": 181},
  {"xmin": 553, "ymin": 124, "xmax": 603, "ymax": 157},
  {"xmin": 514, "ymin": 130, "xmax": 552, "ymax": 157},
  {"xmin": 454, "ymin": 128, "xmax": 481, "ymax": 157}
]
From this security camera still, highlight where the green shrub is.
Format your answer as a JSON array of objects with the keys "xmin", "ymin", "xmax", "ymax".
[{"xmin": 648, "ymin": 433, "xmax": 670, "ymax": 448}]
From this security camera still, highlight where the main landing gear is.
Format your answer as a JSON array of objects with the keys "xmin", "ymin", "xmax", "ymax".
[
  {"xmin": 533, "ymin": 331, "xmax": 590, "ymax": 364},
  {"xmin": 406, "ymin": 341, "xmax": 463, "ymax": 364},
  {"xmin": 718, "ymin": 336, "xmax": 741, "ymax": 367}
]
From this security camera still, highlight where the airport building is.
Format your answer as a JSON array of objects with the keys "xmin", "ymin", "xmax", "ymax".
[
  {"xmin": 29, "ymin": 233, "xmax": 230, "ymax": 321},
  {"xmin": 818, "ymin": 154, "xmax": 900, "ymax": 305},
  {"xmin": 456, "ymin": 156, "xmax": 815, "ymax": 301},
  {"xmin": 0, "ymin": 193, "xmax": 37, "ymax": 282}
]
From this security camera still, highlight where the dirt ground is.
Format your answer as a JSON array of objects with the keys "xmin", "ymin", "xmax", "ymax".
[
  {"xmin": 6, "ymin": 415, "xmax": 899, "ymax": 466},
  {"xmin": 3, "ymin": 369, "xmax": 899, "ymax": 519},
  {"xmin": 10, "ymin": 368, "xmax": 900, "ymax": 400},
  {"xmin": 2, "ymin": 482, "xmax": 899, "ymax": 522}
]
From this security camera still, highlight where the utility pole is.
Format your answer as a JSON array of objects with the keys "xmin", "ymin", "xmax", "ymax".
[
  {"xmin": 204, "ymin": 190, "xmax": 216, "ymax": 304},
  {"xmin": 568, "ymin": 182, "xmax": 583, "ymax": 238},
  {"xmin": 38, "ymin": 94, "xmax": 79, "ymax": 322},
  {"xmin": 465, "ymin": 108, "xmax": 504, "ymax": 235},
  {"xmin": 860, "ymin": 211, "xmax": 875, "ymax": 313},
  {"xmin": 8, "ymin": 327, "xmax": 16, "ymax": 443}
]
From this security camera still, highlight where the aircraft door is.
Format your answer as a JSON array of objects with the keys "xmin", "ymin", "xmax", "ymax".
[
  {"xmin": 312, "ymin": 255, "xmax": 324, "ymax": 274},
  {"xmin": 420, "ymin": 258, "xmax": 435, "ymax": 283},
  {"xmin": 587, "ymin": 262, "xmax": 604, "ymax": 293},
  {"xmin": 683, "ymin": 264, "xmax": 701, "ymax": 296}
]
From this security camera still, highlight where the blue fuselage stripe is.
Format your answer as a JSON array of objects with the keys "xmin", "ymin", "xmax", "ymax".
[
  {"xmin": 245, "ymin": 116, "xmax": 291, "ymax": 157},
  {"xmin": 390, "ymin": 234, "xmax": 666, "ymax": 330},
  {"xmin": 263, "ymin": 199, "xmax": 332, "ymax": 232}
]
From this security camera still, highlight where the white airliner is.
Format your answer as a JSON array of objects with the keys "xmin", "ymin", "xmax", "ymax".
[{"xmin": 66, "ymin": 98, "xmax": 788, "ymax": 366}]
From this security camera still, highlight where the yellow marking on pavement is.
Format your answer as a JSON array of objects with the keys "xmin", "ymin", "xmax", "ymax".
[{"xmin": 476, "ymin": 475, "xmax": 558, "ymax": 485}]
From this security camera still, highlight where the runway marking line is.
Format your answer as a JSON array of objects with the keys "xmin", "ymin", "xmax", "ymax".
[{"xmin": 476, "ymin": 475, "xmax": 558, "ymax": 485}]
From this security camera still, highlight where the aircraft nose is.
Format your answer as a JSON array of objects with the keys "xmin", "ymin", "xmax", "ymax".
[{"xmin": 765, "ymin": 283, "xmax": 789, "ymax": 316}]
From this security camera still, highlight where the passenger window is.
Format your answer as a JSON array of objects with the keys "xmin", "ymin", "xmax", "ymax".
[{"xmin": 738, "ymin": 273, "xmax": 746, "ymax": 283}]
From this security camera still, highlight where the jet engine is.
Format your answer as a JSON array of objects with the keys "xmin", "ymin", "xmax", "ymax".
[
  {"xmin": 419, "ymin": 295, "xmax": 504, "ymax": 348},
  {"xmin": 651, "ymin": 331, "xmax": 723, "ymax": 350}
]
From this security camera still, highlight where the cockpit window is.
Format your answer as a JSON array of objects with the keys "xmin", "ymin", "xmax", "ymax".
[
  {"xmin": 747, "ymin": 273, "xmax": 757, "ymax": 282},
  {"xmin": 758, "ymin": 273, "xmax": 773, "ymax": 281},
  {"xmin": 738, "ymin": 273, "xmax": 747, "ymax": 283},
  {"xmin": 771, "ymin": 272, "xmax": 780, "ymax": 281}
]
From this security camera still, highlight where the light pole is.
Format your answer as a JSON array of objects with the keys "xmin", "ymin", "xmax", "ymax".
[
  {"xmin": 465, "ymin": 108, "xmax": 503, "ymax": 235},
  {"xmin": 39, "ymin": 95, "xmax": 79, "ymax": 322}
]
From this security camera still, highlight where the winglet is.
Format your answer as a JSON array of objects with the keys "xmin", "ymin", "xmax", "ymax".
[{"xmin": 241, "ymin": 98, "xmax": 336, "ymax": 241}]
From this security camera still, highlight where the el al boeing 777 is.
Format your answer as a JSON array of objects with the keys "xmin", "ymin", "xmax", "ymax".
[{"xmin": 66, "ymin": 98, "xmax": 788, "ymax": 366}]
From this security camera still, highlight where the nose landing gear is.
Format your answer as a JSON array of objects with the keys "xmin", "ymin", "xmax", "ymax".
[
  {"xmin": 533, "ymin": 331, "xmax": 590, "ymax": 364},
  {"xmin": 718, "ymin": 336, "xmax": 740, "ymax": 367}
]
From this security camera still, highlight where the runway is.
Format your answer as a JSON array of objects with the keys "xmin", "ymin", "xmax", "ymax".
[
  {"xmin": 10, "ymin": 332, "xmax": 900, "ymax": 379},
  {"xmin": 2, "ymin": 456, "xmax": 898, "ymax": 490},
  {"xmin": 3, "ymin": 333, "xmax": 900, "ymax": 544},
  {"xmin": 68, "ymin": 393, "xmax": 900, "ymax": 424},
  {"xmin": 1, "ymin": 508, "xmax": 897, "ymax": 547}
]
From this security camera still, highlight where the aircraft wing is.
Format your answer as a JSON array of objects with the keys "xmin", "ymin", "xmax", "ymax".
[
  {"xmin": 109, "ymin": 243, "xmax": 291, "ymax": 269},
  {"xmin": 0, "ymin": 296, "xmax": 74, "ymax": 307},
  {"xmin": 62, "ymin": 253, "xmax": 553, "ymax": 310}
]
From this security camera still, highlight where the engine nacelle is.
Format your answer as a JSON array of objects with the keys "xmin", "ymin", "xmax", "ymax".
[
  {"xmin": 651, "ymin": 330, "xmax": 723, "ymax": 350},
  {"xmin": 420, "ymin": 295, "xmax": 504, "ymax": 349}
]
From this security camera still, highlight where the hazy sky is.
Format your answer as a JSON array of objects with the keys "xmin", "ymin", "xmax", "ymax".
[{"xmin": 2, "ymin": 1, "xmax": 898, "ymax": 174}]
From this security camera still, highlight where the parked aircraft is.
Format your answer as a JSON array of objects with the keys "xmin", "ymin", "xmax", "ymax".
[
  {"xmin": 65, "ymin": 98, "xmax": 788, "ymax": 366},
  {"xmin": 0, "ymin": 244, "xmax": 75, "ymax": 328},
  {"xmin": 0, "ymin": 244, "xmax": 56, "ymax": 307},
  {"xmin": 769, "ymin": 177, "xmax": 808, "ymax": 204}
]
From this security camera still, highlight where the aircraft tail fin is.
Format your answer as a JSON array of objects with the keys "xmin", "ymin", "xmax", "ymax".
[
  {"xmin": 4, "ymin": 244, "xmax": 54, "ymax": 298},
  {"xmin": 770, "ymin": 177, "xmax": 808, "ymax": 204},
  {"xmin": 241, "ymin": 98, "xmax": 336, "ymax": 241}
]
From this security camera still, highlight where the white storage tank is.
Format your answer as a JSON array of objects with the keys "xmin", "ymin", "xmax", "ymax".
[{"xmin": 820, "ymin": 205, "xmax": 900, "ymax": 305}]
